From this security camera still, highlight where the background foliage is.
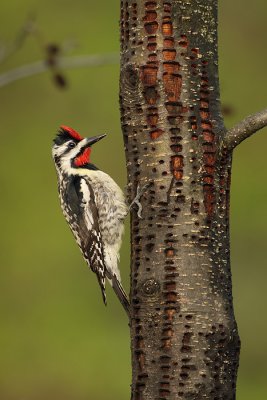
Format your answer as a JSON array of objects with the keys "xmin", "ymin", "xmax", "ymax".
[{"xmin": 0, "ymin": 0, "xmax": 266, "ymax": 399}]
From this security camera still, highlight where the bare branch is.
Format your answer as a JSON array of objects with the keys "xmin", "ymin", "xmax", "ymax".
[
  {"xmin": 0, "ymin": 53, "xmax": 118, "ymax": 88},
  {"xmin": 0, "ymin": 15, "xmax": 37, "ymax": 64},
  {"xmin": 223, "ymin": 108, "xmax": 267, "ymax": 151}
]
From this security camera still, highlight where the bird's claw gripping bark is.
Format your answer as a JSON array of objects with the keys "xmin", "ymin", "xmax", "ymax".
[{"xmin": 129, "ymin": 182, "xmax": 152, "ymax": 219}]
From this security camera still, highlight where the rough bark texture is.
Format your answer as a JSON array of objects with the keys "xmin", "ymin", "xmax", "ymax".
[{"xmin": 120, "ymin": 1, "xmax": 240, "ymax": 399}]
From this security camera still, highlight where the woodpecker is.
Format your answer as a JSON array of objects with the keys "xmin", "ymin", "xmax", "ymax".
[{"xmin": 52, "ymin": 125, "xmax": 129, "ymax": 313}]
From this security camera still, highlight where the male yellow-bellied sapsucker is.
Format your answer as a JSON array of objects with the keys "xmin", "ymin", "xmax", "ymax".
[{"xmin": 52, "ymin": 126, "xmax": 129, "ymax": 313}]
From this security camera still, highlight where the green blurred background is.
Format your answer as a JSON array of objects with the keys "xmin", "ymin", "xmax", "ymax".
[{"xmin": 0, "ymin": 0, "xmax": 266, "ymax": 399}]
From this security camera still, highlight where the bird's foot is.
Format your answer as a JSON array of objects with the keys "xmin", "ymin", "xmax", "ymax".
[{"xmin": 129, "ymin": 182, "xmax": 152, "ymax": 219}]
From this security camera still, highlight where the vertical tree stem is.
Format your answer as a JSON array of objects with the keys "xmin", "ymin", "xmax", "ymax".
[{"xmin": 120, "ymin": 1, "xmax": 240, "ymax": 399}]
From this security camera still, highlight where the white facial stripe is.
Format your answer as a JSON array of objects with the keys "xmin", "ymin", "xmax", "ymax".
[{"xmin": 52, "ymin": 138, "xmax": 89, "ymax": 174}]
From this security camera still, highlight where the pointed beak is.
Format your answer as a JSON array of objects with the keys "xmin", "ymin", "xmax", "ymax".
[{"xmin": 83, "ymin": 134, "xmax": 106, "ymax": 147}]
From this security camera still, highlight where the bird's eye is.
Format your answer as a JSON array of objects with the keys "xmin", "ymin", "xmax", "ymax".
[{"xmin": 68, "ymin": 142, "xmax": 76, "ymax": 149}]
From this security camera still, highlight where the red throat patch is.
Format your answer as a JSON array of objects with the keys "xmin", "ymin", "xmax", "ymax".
[
  {"xmin": 74, "ymin": 147, "xmax": 91, "ymax": 167},
  {"xmin": 60, "ymin": 125, "xmax": 83, "ymax": 141}
]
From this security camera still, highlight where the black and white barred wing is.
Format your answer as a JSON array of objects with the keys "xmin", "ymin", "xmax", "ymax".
[{"xmin": 70, "ymin": 176, "xmax": 107, "ymax": 304}]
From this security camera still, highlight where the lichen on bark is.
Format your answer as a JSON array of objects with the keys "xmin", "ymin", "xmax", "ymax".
[{"xmin": 120, "ymin": 1, "xmax": 240, "ymax": 399}]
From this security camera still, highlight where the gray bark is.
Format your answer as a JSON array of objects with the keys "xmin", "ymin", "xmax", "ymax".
[
  {"xmin": 120, "ymin": 1, "xmax": 240, "ymax": 399},
  {"xmin": 223, "ymin": 108, "xmax": 267, "ymax": 151}
]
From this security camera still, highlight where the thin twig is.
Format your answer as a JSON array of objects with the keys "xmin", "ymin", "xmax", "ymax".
[
  {"xmin": 0, "ymin": 53, "xmax": 119, "ymax": 88},
  {"xmin": 223, "ymin": 108, "xmax": 267, "ymax": 151},
  {"xmin": 0, "ymin": 15, "xmax": 37, "ymax": 64}
]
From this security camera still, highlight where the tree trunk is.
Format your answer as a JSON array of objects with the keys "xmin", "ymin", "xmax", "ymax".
[{"xmin": 120, "ymin": 1, "xmax": 240, "ymax": 399}]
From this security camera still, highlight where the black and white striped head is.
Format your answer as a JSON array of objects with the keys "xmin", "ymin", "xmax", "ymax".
[{"xmin": 52, "ymin": 126, "xmax": 106, "ymax": 173}]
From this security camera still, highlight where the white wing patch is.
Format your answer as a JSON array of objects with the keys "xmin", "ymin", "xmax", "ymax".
[{"xmin": 80, "ymin": 178, "xmax": 94, "ymax": 229}]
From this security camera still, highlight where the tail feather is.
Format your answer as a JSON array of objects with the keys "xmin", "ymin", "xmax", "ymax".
[
  {"xmin": 106, "ymin": 270, "xmax": 130, "ymax": 316},
  {"xmin": 96, "ymin": 273, "xmax": 107, "ymax": 306},
  {"xmin": 112, "ymin": 276, "xmax": 130, "ymax": 315}
]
